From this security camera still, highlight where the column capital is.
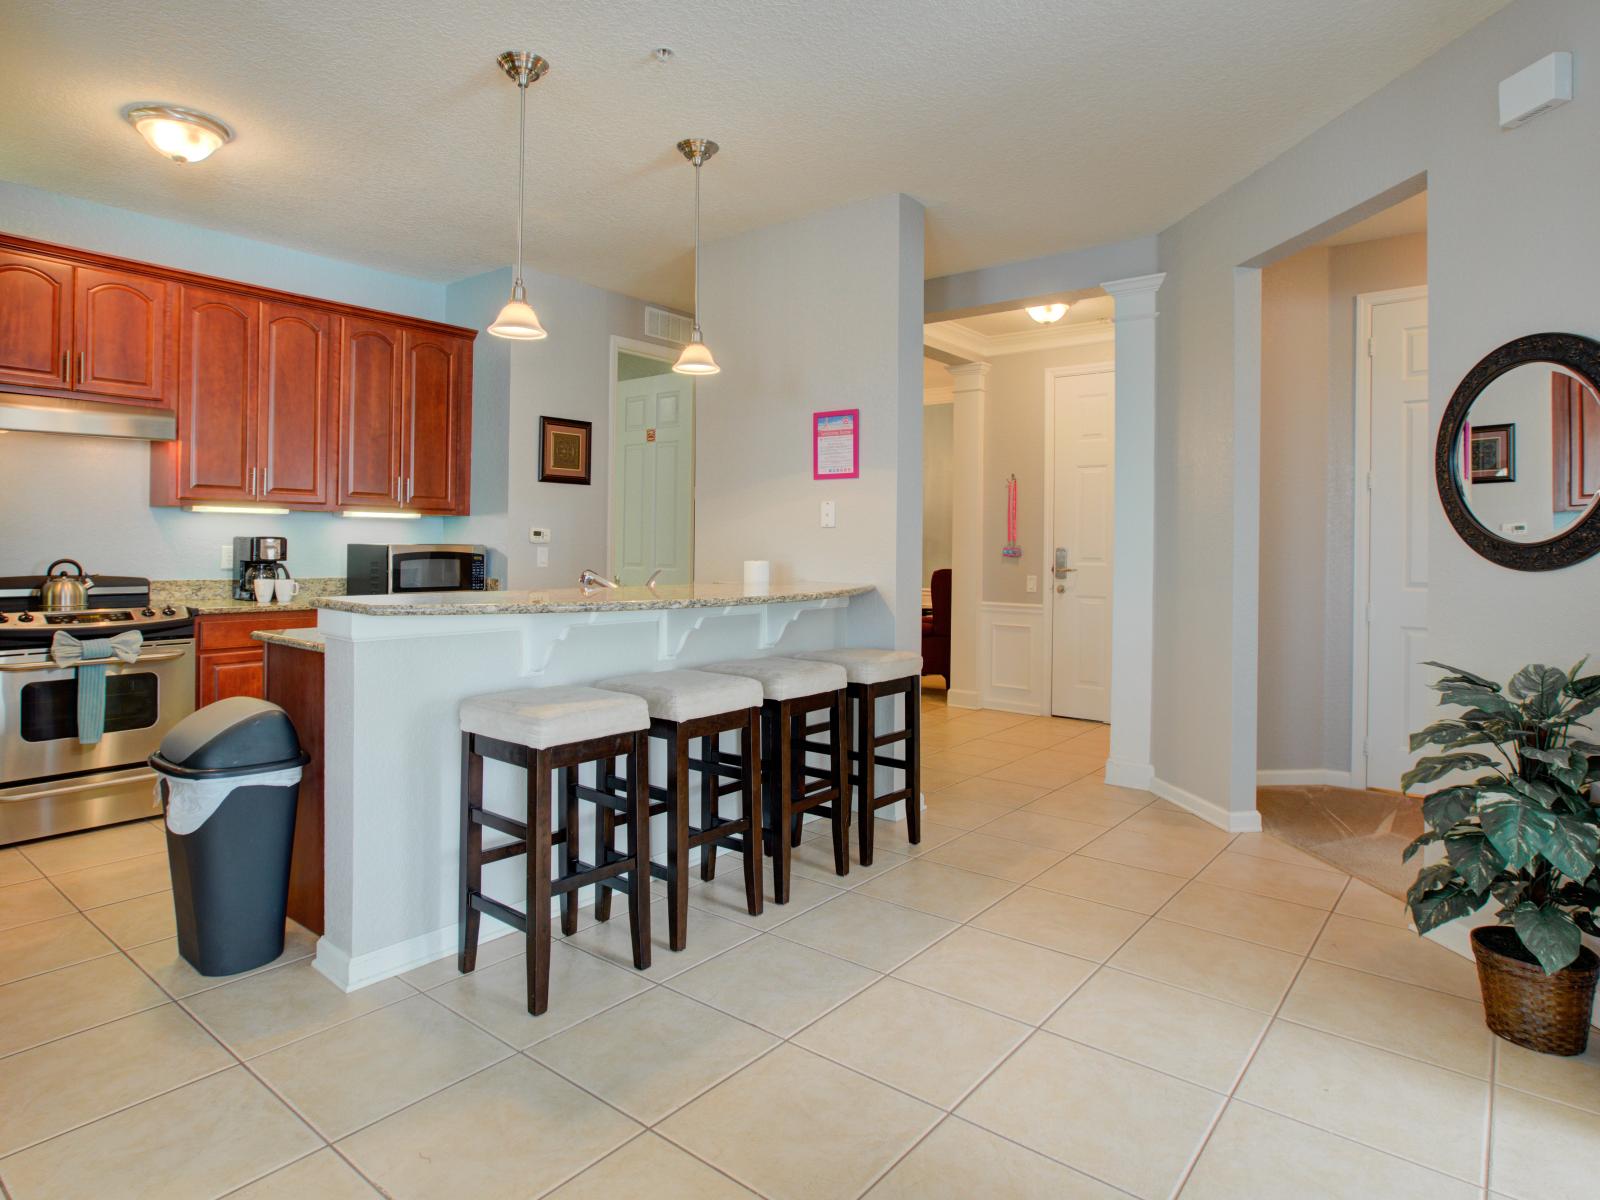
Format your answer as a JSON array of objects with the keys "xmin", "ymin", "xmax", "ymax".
[
  {"xmin": 946, "ymin": 360, "xmax": 992, "ymax": 385},
  {"xmin": 1100, "ymin": 272, "xmax": 1166, "ymax": 298},
  {"xmin": 1101, "ymin": 273, "xmax": 1165, "ymax": 323}
]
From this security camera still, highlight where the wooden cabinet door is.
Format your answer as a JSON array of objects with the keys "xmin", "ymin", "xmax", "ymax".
[
  {"xmin": 198, "ymin": 648, "xmax": 265, "ymax": 705},
  {"xmin": 1553, "ymin": 373, "xmax": 1600, "ymax": 512},
  {"xmin": 0, "ymin": 250, "xmax": 73, "ymax": 390},
  {"xmin": 402, "ymin": 329, "xmax": 469, "ymax": 513},
  {"xmin": 177, "ymin": 286, "xmax": 258, "ymax": 500},
  {"xmin": 336, "ymin": 317, "xmax": 404, "ymax": 508},
  {"xmin": 259, "ymin": 301, "xmax": 335, "ymax": 507},
  {"xmin": 74, "ymin": 266, "xmax": 173, "ymax": 405}
]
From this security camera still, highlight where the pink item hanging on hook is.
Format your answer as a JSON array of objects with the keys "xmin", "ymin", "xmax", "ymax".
[{"xmin": 1002, "ymin": 474, "xmax": 1023, "ymax": 558}]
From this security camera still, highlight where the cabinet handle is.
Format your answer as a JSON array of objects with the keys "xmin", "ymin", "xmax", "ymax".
[
  {"xmin": 77, "ymin": 352, "xmax": 84, "ymax": 382},
  {"xmin": 251, "ymin": 466, "xmax": 257, "ymax": 496},
  {"xmin": 62, "ymin": 351, "xmax": 69, "ymax": 384}
]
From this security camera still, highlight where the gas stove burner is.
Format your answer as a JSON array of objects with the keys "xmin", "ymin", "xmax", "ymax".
[{"xmin": 0, "ymin": 574, "xmax": 194, "ymax": 648}]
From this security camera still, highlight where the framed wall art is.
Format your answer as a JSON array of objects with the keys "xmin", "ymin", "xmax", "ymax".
[{"xmin": 539, "ymin": 416, "xmax": 593, "ymax": 485}]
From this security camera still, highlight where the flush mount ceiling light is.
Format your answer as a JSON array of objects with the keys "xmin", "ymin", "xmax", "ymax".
[
  {"xmin": 1026, "ymin": 303, "xmax": 1070, "ymax": 325},
  {"xmin": 672, "ymin": 139, "xmax": 721, "ymax": 376},
  {"xmin": 122, "ymin": 104, "xmax": 233, "ymax": 163},
  {"xmin": 487, "ymin": 50, "xmax": 551, "ymax": 341}
]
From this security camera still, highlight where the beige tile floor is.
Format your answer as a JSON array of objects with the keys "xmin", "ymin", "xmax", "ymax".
[{"xmin": 1, "ymin": 692, "xmax": 1597, "ymax": 1198}]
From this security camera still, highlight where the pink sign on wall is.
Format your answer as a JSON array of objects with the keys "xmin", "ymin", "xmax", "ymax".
[{"xmin": 812, "ymin": 409, "xmax": 859, "ymax": 480}]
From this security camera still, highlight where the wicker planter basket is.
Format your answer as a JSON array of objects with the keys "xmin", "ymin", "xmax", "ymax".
[{"xmin": 1471, "ymin": 926, "xmax": 1599, "ymax": 1056}]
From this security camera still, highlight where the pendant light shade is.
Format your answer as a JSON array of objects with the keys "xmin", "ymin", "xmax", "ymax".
[
  {"xmin": 672, "ymin": 138, "xmax": 720, "ymax": 376},
  {"xmin": 489, "ymin": 51, "xmax": 550, "ymax": 342}
]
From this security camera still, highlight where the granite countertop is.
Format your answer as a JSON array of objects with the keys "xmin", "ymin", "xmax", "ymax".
[
  {"xmin": 315, "ymin": 581, "xmax": 874, "ymax": 616},
  {"xmin": 251, "ymin": 628, "xmax": 326, "ymax": 653},
  {"xmin": 150, "ymin": 577, "xmax": 342, "ymax": 616}
]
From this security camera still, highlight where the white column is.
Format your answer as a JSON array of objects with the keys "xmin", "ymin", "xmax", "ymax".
[
  {"xmin": 1100, "ymin": 273, "xmax": 1165, "ymax": 787},
  {"xmin": 946, "ymin": 361, "xmax": 990, "ymax": 709}
]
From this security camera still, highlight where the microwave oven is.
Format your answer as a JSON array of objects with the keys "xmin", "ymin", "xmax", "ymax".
[{"xmin": 346, "ymin": 544, "xmax": 488, "ymax": 595}]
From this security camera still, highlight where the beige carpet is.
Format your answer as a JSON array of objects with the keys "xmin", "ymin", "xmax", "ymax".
[{"xmin": 1257, "ymin": 785, "xmax": 1424, "ymax": 899}]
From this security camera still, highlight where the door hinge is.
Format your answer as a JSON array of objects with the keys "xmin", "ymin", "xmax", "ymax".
[
  {"xmin": 1366, "ymin": 336, "xmax": 1375, "ymax": 358},
  {"xmin": 1364, "ymin": 603, "xmax": 1373, "ymax": 625},
  {"xmin": 1365, "ymin": 472, "xmax": 1373, "ymax": 493}
]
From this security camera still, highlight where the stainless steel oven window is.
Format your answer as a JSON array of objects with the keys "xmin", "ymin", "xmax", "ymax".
[{"xmin": 21, "ymin": 673, "xmax": 161, "ymax": 741}]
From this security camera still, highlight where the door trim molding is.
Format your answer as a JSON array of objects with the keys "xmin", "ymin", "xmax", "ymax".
[
  {"xmin": 1350, "ymin": 285, "xmax": 1428, "ymax": 791},
  {"xmin": 1041, "ymin": 362, "xmax": 1116, "ymax": 721},
  {"xmin": 606, "ymin": 334, "xmax": 683, "ymax": 579}
]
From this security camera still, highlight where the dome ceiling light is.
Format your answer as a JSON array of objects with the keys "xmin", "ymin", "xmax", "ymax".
[
  {"xmin": 1026, "ymin": 303, "xmax": 1070, "ymax": 325},
  {"xmin": 122, "ymin": 104, "xmax": 233, "ymax": 163}
]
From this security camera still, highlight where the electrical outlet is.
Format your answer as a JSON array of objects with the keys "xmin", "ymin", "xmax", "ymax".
[
  {"xmin": 528, "ymin": 527, "xmax": 551, "ymax": 544},
  {"xmin": 820, "ymin": 500, "xmax": 836, "ymax": 528},
  {"xmin": 219, "ymin": 544, "xmax": 232, "ymax": 570},
  {"xmin": 1026, "ymin": 575, "xmax": 1038, "ymax": 594},
  {"xmin": 535, "ymin": 546, "xmax": 549, "ymax": 567}
]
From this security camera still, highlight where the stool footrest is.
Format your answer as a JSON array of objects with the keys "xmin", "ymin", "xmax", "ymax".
[
  {"xmin": 575, "ymin": 784, "xmax": 629, "ymax": 813},
  {"xmin": 480, "ymin": 840, "xmax": 527, "ymax": 866},
  {"xmin": 684, "ymin": 758, "xmax": 743, "ymax": 779},
  {"xmin": 468, "ymin": 891, "xmax": 526, "ymax": 934},
  {"xmin": 473, "ymin": 808, "xmax": 527, "ymax": 841},
  {"xmin": 863, "ymin": 786, "xmax": 914, "ymax": 809}
]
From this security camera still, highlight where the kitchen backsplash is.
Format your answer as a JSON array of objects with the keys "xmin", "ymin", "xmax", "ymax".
[{"xmin": 148, "ymin": 577, "xmax": 347, "ymax": 606}]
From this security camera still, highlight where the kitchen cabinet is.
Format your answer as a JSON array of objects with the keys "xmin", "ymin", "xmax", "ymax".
[
  {"xmin": 0, "ymin": 231, "xmax": 474, "ymax": 514},
  {"xmin": 262, "ymin": 638, "xmax": 325, "ymax": 934},
  {"xmin": 0, "ymin": 249, "xmax": 73, "ymax": 390},
  {"xmin": 73, "ymin": 266, "xmax": 175, "ymax": 406},
  {"xmin": 195, "ymin": 610, "xmax": 318, "ymax": 706}
]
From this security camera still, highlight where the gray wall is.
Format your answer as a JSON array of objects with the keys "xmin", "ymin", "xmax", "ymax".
[
  {"xmin": 0, "ymin": 179, "xmax": 450, "ymax": 581},
  {"xmin": 694, "ymin": 194, "xmax": 926, "ymax": 650},
  {"xmin": 1156, "ymin": 0, "xmax": 1599, "ymax": 814},
  {"xmin": 1258, "ymin": 233, "xmax": 1427, "ymax": 773},
  {"xmin": 923, "ymin": 403, "xmax": 953, "ymax": 587}
]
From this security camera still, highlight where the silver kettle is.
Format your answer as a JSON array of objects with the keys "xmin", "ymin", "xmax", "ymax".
[{"xmin": 40, "ymin": 559, "xmax": 92, "ymax": 611}]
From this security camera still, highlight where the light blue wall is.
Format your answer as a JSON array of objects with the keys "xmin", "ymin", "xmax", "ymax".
[{"xmin": 0, "ymin": 179, "xmax": 451, "ymax": 580}]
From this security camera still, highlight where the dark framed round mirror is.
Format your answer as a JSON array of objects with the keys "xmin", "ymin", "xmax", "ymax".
[{"xmin": 1436, "ymin": 333, "xmax": 1600, "ymax": 571}]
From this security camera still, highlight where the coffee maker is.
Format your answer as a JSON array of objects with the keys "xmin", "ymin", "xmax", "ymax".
[{"xmin": 233, "ymin": 536, "xmax": 289, "ymax": 600}]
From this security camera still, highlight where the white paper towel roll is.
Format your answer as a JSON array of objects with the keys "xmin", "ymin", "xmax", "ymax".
[{"xmin": 743, "ymin": 560, "xmax": 771, "ymax": 586}]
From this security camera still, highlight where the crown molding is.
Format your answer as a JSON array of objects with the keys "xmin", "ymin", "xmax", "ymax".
[{"xmin": 924, "ymin": 317, "xmax": 1115, "ymax": 363}]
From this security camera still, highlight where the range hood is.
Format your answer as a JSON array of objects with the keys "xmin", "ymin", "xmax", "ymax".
[{"xmin": 0, "ymin": 392, "xmax": 176, "ymax": 440}]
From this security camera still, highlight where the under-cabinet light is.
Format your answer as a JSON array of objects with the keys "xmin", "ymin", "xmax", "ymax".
[
  {"xmin": 184, "ymin": 504, "xmax": 292, "ymax": 515},
  {"xmin": 338, "ymin": 510, "xmax": 423, "ymax": 520}
]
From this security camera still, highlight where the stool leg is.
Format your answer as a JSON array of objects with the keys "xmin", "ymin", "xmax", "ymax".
[
  {"xmin": 740, "ymin": 708, "xmax": 763, "ymax": 915},
  {"xmin": 526, "ymin": 751, "xmax": 554, "ymax": 1016},
  {"xmin": 700, "ymin": 733, "xmax": 718, "ymax": 882},
  {"xmin": 627, "ymin": 732, "xmax": 652, "ymax": 970},
  {"xmin": 667, "ymin": 728, "xmax": 690, "ymax": 952},
  {"xmin": 858, "ymin": 684, "xmax": 878, "ymax": 866},
  {"xmin": 559, "ymin": 766, "xmax": 579, "ymax": 937},
  {"xmin": 773, "ymin": 701, "xmax": 794, "ymax": 904},
  {"xmin": 595, "ymin": 756, "xmax": 618, "ymax": 923},
  {"xmin": 905, "ymin": 680, "xmax": 923, "ymax": 847},
  {"xmin": 832, "ymin": 690, "xmax": 851, "ymax": 877},
  {"xmin": 458, "ymin": 733, "xmax": 483, "ymax": 974}
]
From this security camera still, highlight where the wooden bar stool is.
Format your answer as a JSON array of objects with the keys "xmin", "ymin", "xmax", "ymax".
[
  {"xmin": 458, "ymin": 686, "xmax": 651, "ymax": 1015},
  {"xmin": 594, "ymin": 670, "xmax": 765, "ymax": 952},
  {"xmin": 701, "ymin": 657, "xmax": 850, "ymax": 903},
  {"xmin": 796, "ymin": 649, "xmax": 923, "ymax": 865}
]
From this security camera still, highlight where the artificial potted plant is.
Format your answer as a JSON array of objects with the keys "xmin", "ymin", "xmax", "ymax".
[{"xmin": 1404, "ymin": 661, "xmax": 1600, "ymax": 1055}]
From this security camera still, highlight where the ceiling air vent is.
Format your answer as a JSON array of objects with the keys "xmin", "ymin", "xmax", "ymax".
[{"xmin": 645, "ymin": 306, "xmax": 694, "ymax": 345}]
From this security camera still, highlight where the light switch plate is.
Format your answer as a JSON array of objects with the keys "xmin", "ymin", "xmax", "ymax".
[
  {"xmin": 219, "ymin": 544, "xmax": 232, "ymax": 570},
  {"xmin": 528, "ymin": 527, "xmax": 551, "ymax": 544},
  {"xmin": 535, "ymin": 546, "xmax": 549, "ymax": 567},
  {"xmin": 820, "ymin": 500, "xmax": 836, "ymax": 528},
  {"xmin": 1026, "ymin": 575, "xmax": 1038, "ymax": 593}
]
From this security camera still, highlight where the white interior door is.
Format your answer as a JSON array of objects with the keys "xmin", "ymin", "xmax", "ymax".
[
  {"xmin": 612, "ymin": 370, "xmax": 695, "ymax": 585},
  {"xmin": 1364, "ymin": 292, "xmax": 1429, "ymax": 790},
  {"xmin": 1050, "ymin": 367, "xmax": 1115, "ymax": 720}
]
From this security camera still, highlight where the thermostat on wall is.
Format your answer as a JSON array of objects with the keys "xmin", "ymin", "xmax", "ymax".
[{"xmin": 1500, "ymin": 52, "xmax": 1572, "ymax": 130}]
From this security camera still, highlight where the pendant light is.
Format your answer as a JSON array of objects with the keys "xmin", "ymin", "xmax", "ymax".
[
  {"xmin": 672, "ymin": 138, "xmax": 721, "ymax": 375},
  {"xmin": 488, "ymin": 51, "xmax": 550, "ymax": 340}
]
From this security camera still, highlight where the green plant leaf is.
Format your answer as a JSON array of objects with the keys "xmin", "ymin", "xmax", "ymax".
[
  {"xmin": 1482, "ymin": 799, "xmax": 1558, "ymax": 869},
  {"xmin": 1423, "ymin": 662, "xmax": 1501, "ymax": 690},
  {"xmin": 1568, "ymin": 672, "xmax": 1600, "ymax": 700},
  {"xmin": 1437, "ymin": 687, "xmax": 1520, "ymax": 720},
  {"xmin": 1421, "ymin": 786, "xmax": 1477, "ymax": 832},
  {"xmin": 1406, "ymin": 860, "xmax": 1457, "ymax": 903},
  {"xmin": 1540, "ymin": 813, "xmax": 1600, "ymax": 880},
  {"xmin": 1510, "ymin": 665, "xmax": 1568, "ymax": 716},
  {"xmin": 1522, "ymin": 746, "xmax": 1589, "ymax": 792},
  {"xmin": 1511, "ymin": 903, "xmax": 1584, "ymax": 974},
  {"xmin": 1410, "ymin": 887, "xmax": 1482, "ymax": 934},
  {"xmin": 1510, "ymin": 776, "xmax": 1559, "ymax": 807},
  {"xmin": 1409, "ymin": 722, "xmax": 1496, "ymax": 753},
  {"xmin": 1444, "ymin": 832, "xmax": 1504, "ymax": 895},
  {"xmin": 1402, "ymin": 830, "xmax": 1441, "ymax": 862},
  {"xmin": 1402, "ymin": 753, "xmax": 1496, "ymax": 793}
]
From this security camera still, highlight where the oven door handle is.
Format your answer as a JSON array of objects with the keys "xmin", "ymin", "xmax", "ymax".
[{"xmin": 0, "ymin": 648, "xmax": 189, "ymax": 673}]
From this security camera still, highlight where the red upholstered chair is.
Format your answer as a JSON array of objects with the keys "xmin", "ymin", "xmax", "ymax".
[{"xmin": 921, "ymin": 568, "xmax": 951, "ymax": 684}]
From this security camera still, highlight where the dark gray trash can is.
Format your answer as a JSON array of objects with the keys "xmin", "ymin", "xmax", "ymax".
[{"xmin": 150, "ymin": 697, "xmax": 309, "ymax": 976}]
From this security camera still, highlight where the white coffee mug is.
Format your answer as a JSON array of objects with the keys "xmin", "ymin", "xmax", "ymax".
[
  {"xmin": 253, "ymin": 578, "xmax": 276, "ymax": 604},
  {"xmin": 274, "ymin": 578, "xmax": 300, "ymax": 603}
]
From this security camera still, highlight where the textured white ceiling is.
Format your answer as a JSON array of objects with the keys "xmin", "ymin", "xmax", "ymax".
[{"xmin": 0, "ymin": 0, "xmax": 1502, "ymax": 308}]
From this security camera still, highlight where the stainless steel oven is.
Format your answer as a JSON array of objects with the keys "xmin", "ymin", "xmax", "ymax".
[
  {"xmin": 0, "ymin": 572, "xmax": 197, "ymax": 844},
  {"xmin": 346, "ymin": 544, "xmax": 488, "ymax": 595}
]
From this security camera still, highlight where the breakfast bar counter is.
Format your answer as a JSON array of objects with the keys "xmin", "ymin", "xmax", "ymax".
[{"xmin": 309, "ymin": 581, "xmax": 887, "ymax": 991}]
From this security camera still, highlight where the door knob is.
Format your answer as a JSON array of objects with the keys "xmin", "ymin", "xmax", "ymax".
[{"xmin": 1056, "ymin": 584, "xmax": 1065, "ymax": 594}]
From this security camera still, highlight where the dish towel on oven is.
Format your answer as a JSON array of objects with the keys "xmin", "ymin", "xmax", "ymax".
[{"xmin": 50, "ymin": 629, "xmax": 143, "ymax": 745}]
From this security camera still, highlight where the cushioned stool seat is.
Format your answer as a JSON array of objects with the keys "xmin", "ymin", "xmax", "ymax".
[
  {"xmin": 702, "ymin": 657, "xmax": 847, "ymax": 701},
  {"xmin": 795, "ymin": 648, "xmax": 923, "ymax": 686},
  {"xmin": 459, "ymin": 686, "xmax": 648, "ymax": 749},
  {"xmin": 596, "ymin": 670, "xmax": 762, "ymax": 723}
]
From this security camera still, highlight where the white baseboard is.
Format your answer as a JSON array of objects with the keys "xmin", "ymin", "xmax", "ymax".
[
  {"xmin": 316, "ymin": 913, "xmax": 519, "ymax": 993},
  {"xmin": 1257, "ymin": 768, "xmax": 1354, "ymax": 788},
  {"xmin": 1104, "ymin": 758, "xmax": 1154, "ymax": 790},
  {"xmin": 1150, "ymin": 775, "xmax": 1262, "ymax": 833},
  {"xmin": 946, "ymin": 688, "xmax": 982, "ymax": 710},
  {"xmin": 979, "ymin": 698, "xmax": 1044, "ymax": 717}
]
